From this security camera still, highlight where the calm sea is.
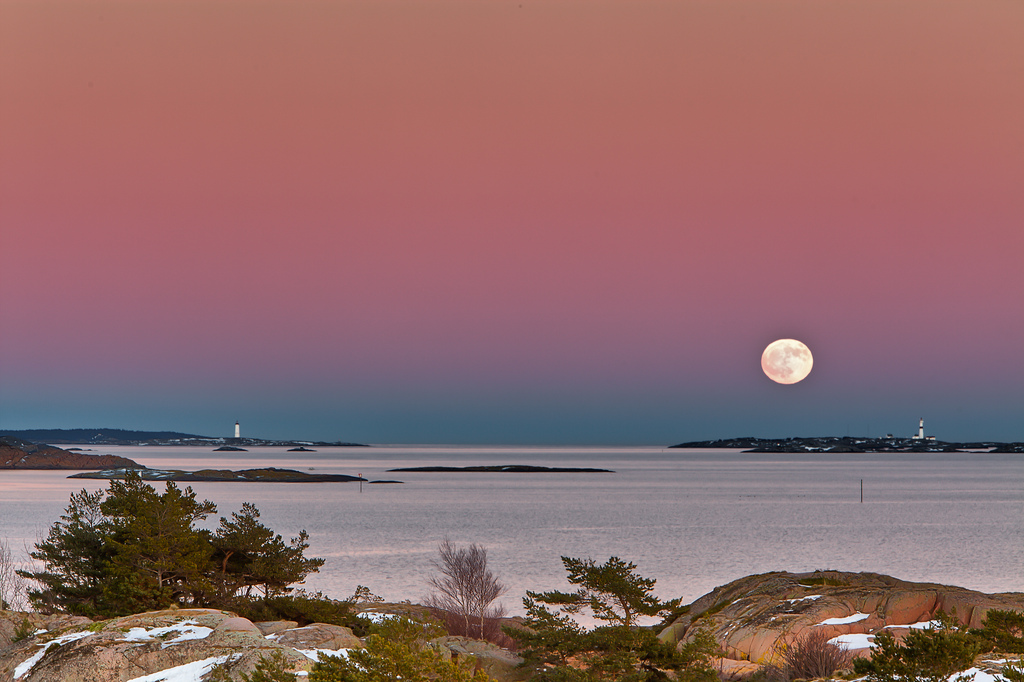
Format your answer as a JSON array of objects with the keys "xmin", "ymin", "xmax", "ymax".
[{"xmin": 1, "ymin": 446, "xmax": 1021, "ymax": 613}]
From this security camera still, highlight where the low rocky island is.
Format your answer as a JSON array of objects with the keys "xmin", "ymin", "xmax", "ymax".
[
  {"xmin": 68, "ymin": 467, "xmax": 368, "ymax": 483},
  {"xmin": 0, "ymin": 436, "xmax": 142, "ymax": 470},
  {"xmin": 387, "ymin": 464, "xmax": 614, "ymax": 473}
]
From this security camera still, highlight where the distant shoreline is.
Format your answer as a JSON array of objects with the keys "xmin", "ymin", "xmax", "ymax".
[
  {"xmin": 671, "ymin": 436, "xmax": 1024, "ymax": 453},
  {"xmin": 0, "ymin": 428, "xmax": 368, "ymax": 448}
]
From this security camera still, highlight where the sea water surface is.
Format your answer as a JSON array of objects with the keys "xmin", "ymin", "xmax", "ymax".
[{"xmin": 1, "ymin": 445, "xmax": 1021, "ymax": 612}]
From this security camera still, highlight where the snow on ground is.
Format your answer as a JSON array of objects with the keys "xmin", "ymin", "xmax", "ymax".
[
  {"xmin": 785, "ymin": 595, "xmax": 824, "ymax": 603},
  {"xmin": 356, "ymin": 611, "xmax": 400, "ymax": 623},
  {"xmin": 816, "ymin": 612, "xmax": 871, "ymax": 626},
  {"xmin": 883, "ymin": 620, "xmax": 941, "ymax": 630},
  {"xmin": 125, "ymin": 654, "xmax": 238, "ymax": 682},
  {"xmin": 829, "ymin": 633, "xmax": 876, "ymax": 650},
  {"xmin": 296, "ymin": 648, "xmax": 351, "ymax": 662},
  {"xmin": 14, "ymin": 631, "xmax": 94, "ymax": 680},
  {"xmin": 954, "ymin": 668, "xmax": 1003, "ymax": 682},
  {"xmin": 121, "ymin": 619, "xmax": 213, "ymax": 647}
]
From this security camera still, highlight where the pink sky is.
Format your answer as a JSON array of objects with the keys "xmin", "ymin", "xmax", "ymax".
[{"xmin": 2, "ymin": 1, "xmax": 1021, "ymax": 443}]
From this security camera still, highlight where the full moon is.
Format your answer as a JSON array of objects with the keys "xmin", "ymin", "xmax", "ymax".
[{"xmin": 761, "ymin": 339, "xmax": 813, "ymax": 384}]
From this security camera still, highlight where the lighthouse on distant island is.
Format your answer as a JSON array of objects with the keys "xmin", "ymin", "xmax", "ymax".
[
  {"xmin": 234, "ymin": 421, "xmax": 240, "ymax": 439},
  {"xmin": 911, "ymin": 418, "xmax": 936, "ymax": 440}
]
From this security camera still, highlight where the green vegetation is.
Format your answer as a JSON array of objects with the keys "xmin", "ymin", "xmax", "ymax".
[
  {"xmin": 310, "ymin": 615, "xmax": 492, "ymax": 682},
  {"xmin": 11, "ymin": 616, "xmax": 34, "ymax": 642},
  {"xmin": 1001, "ymin": 661, "xmax": 1024, "ymax": 682},
  {"xmin": 972, "ymin": 609, "xmax": 1024, "ymax": 653},
  {"xmin": 19, "ymin": 472, "xmax": 324, "ymax": 619},
  {"xmin": 798, "ymin": 572, "xmax": 847, "ymax": 587},
  {"xmin": 233, "ymin": 590, "xmax": 369, "ymax": 636},
  {"xmin": 853, "ymin": 608, "xmax": 1024, "ymax": 682},
  {"xmin": 243, "ymin": 651, "xmax": 299, "ymax": 682},
  {"xmin": 695, "ymin": 599, "xmax": 730, "ymax": 620},
  {"xmin": 854, "ymin": 612, "xmax": 982, "ymax": 682},
  {"xmin": 507, "ymin": 556, "xmax": 718, "ymax": 682}
]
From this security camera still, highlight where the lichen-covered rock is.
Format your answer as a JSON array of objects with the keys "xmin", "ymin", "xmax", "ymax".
[
  {"xmin": 435, "ymin": 636, "xmax": 526, "ymax": 681},
  {"xmin": 0, "ymin": 611, "xmax": 93, "ymax": 650},
  {"xmin": 0, "ymin": 608, "xmax": 314, "ymax": 682},
  {"xmin": 253, "ymin": 620, "xmax": 298, "ymax": 636},
  {"xmin": 273, "ymin": 623, "xmax": 361, "ymax": 650}
]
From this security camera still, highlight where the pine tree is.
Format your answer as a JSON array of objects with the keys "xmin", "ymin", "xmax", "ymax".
[
  {"xmin": 100, "ymin": 473, "xmax": 217, "ymax": 611},
  {"xmin": 22, "ymin": 474, "xmax": 324, "ymax": 617},
  {"xmin": 20, "ymin": 489, "xmax": 115, "ymax": 616},
  {"xmin": 509, "ymin": 556, "xmax": 717, "ymax": 682},
  {"xmin": 310, "ymin": 616, "xmax": 492, "ymax": 682},
  {"xmin": 212, "ymin": 502, "xmax": 324, "ymax": 599}
]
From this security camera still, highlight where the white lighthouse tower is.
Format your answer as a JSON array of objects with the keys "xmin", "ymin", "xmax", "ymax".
[
  {"xmin": 234, "ymin": 421, "xmax": 240, "ymax": 439},
  {"xmin": 912, "ymin": 418, "xmax": 924, "ymax": 439}
]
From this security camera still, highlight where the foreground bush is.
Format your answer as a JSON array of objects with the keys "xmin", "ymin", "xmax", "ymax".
[
  {"xmin": 311, "ymin": 615, "xmax": 492, "ymax": 682},
  {"xmin": 508, "ymin": 556, "xmax": 718, "ymax": 682},
  {"xmin": 229, "ymin": 590, "xmax": 369, "ymax": 636},
  {"xmin": 428, "ymin": 606, "xmax": 515, "ymax": 649},
  {"xmin": 854, "ymin": 613, "xmax": 982, "ymax": 682},
  {"xmin": 760, "ymin": 628, "xmax": 852, "ymax": 682},
  {"xmin": 972, "ymin": 609, "xmax": 1024, "ymax": 654}
]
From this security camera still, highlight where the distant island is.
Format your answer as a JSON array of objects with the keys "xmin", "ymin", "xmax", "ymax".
[
  {"xmin": 1, "ymin": 436, "xmax": 143, "ymax": 470},
  {"xmin": 0, "ymin": 428, "xmax": 367, "ymax": 448},
  {"xmin": 388, "ymin": 465, "xmax": 614, "ymax": 473},
  {"xmin": 69, "ymin": 467, "xmax": 368, "ymax": 483},
  {"xmin": 1, "ymin": 437, "xmax": 375, "ymax": 482},
  {"xmin": 671, "ymin": 436, "xmax": 1024, "ymax": 453}
]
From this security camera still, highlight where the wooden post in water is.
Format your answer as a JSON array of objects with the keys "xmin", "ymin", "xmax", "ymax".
[
  {"xmin": 359, "ymin": 473, "xmax": 363, "ymax": 493},
  {"xmin": 860, "ymin": 479, "xmax": 863, "ymax": 503}
]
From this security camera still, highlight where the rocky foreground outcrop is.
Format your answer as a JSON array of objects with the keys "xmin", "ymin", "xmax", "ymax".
[
  {"xmin": 0, "ymin": 437, "xmax": 141, "ymax": 470},
  {"xmin": 2, "ymin": 571, "xmax": 1021, "ymax": 681},
  {"xmin": 0, "ymin": 607, "xmax": 521, "ymax": 682},
  {"xmin": 659, "ymin": 570, "xmax": 1024, "ymax": 679}
]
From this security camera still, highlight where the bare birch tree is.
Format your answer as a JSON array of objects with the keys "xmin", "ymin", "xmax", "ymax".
[
  {"xmin": 0, "ymin": 538, "xmax": 27, "ymax": 611},
  {"xmin": 425, "ymin": 537, "xmax": 506, "ymax": 640}
]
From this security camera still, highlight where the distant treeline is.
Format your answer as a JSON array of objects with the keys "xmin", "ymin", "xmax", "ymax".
[{"xmin": 0, "ymin": 428, "xmax": 209, "ymax": 444}]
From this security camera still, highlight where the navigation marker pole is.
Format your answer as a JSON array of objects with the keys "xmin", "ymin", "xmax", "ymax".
[
  {"xmin": 860, "ymin": 479, "xmax": 863, "ymax": 503},
  {"xmin": 359, "ymin": 474, "xmax": 363, "ymax": 493}
]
